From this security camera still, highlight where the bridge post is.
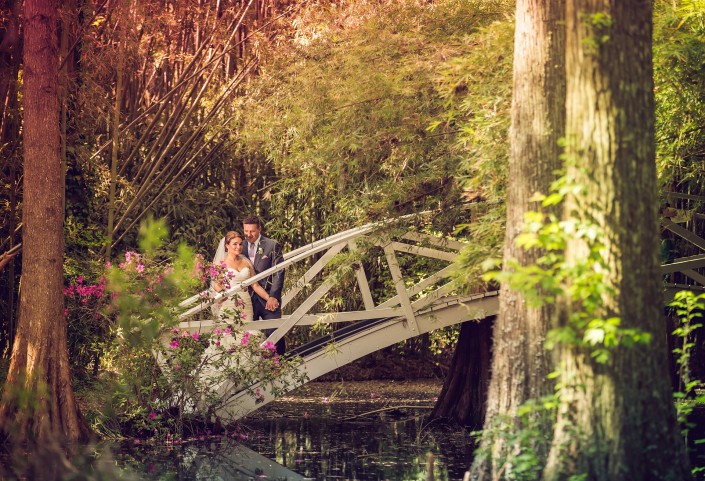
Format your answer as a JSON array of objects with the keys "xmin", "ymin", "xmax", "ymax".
[
  {"xmin": 383, "ymin": 241, "xmax": 419, "ymax": 333},
  {"xmin": 348, "ymin": 239, "xmax": 375, "ymax": 310}
]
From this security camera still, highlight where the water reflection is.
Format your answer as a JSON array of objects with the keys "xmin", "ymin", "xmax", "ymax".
[
  {"xmin": 241, "ymin": 402, "xmax": 473, "ymax": 481},
  {"xmin": 114, "ymin": 440, "xmax": 307, "ymax": 480},
  {"xmin": 0, "ymin": 382, "xmax": 474, "ymax": 481}
]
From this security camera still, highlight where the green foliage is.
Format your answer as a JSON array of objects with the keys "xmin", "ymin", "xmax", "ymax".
[
  {"xmin": 236, "ymin": 1, "xmax": 511, "ymax": 247},
  {"xmin": 580, "ymin": 12, "xmax": 613, "ymax": 52},
  {"xmin": 473, "ymin": 395, "xmax": 558, "ymax": 481},
  {"xmin": 432, "ymin": 17, "xmax": 514, "ymax": 291},
  {"xmin": 655, "ymin": 0, "xmax": 705, "ymax": 195},
  {"xmin": 484, "ymin": 170, "xmax": 651, "ymax": 363},
  {"xmin": 669, "ymin": 290, "xmax": 705, "ymax": 449}
]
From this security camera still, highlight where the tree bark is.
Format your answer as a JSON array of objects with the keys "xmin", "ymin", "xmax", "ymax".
[
  {"xmin": 430, "ymin": 318, "xmax": 494, "ymax": 429},
  {"xmin": 0, "ymin": 0, "xmax": 89, "ymax": 443},
  {"xmin": 543, "ymin": 1, "xmax": 689, "ymax": 479},
  {"xmin": 469, "ymin": 0, "xmax": 565, "ymax": 478}
]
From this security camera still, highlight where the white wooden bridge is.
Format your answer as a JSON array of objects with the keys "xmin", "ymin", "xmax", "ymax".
[
  {"xmin": 161, "ymin": 209, "xmax": 705, "ymax": 421},
  {"xmin": 172, "ymin": 216, "xmax": 499, "ymax": 420}
]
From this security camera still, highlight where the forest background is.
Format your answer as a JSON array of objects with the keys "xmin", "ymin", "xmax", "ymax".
[{"xmin": 1, "ymin": 0, "xmax": 705, "ymax": 474}]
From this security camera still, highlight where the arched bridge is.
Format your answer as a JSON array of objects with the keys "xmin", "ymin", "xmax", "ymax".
[{"xmin": 175, "ymin": 217, "xmax": 499, "ymax": 420}]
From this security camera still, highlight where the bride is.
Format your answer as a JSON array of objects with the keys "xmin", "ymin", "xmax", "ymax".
[{"xmin": 211, "ymin": 230, "xmax": 270, "ymax": 326}]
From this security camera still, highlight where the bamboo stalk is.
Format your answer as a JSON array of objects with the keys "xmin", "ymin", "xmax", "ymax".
[
  {"xmin": 110, "ymin": 136, "xmax": 232, "ymax": 248},
  {"xmin": 106, "ymin": 14, "xmax": 125, "ymax": 260},
  {"xmin": 111, "ymin": 59, "xmax": 253, "ymax": 237}
]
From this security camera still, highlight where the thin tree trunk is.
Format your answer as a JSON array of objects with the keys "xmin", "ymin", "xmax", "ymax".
[
  {"xmin": 106, "ymin": 21, "xmax": 124, "ymax": 260},
  {"xmin": 0, "ymin": 0, "xmax": 89, "ymax": 443},
  {"xmin": 543, "ymin": 1, "xmax": 689, "ymax": 479}
]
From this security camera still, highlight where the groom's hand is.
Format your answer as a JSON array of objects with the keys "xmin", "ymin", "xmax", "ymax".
[{"xmin": 266, "ymin": 296, "xmax": 279, "ymax": 311}]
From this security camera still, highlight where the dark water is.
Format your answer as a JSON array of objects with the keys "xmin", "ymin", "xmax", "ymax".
[
  {"xmin": 237, "ymin": 380, "xmax": 474, "ymax": 480},
  {"xmin": 240, "ymin": 408, "xmax": 473, "ymax": 480},
  {"xmin": 0, "ymin": 381, "xmax": 475, "ymax": 480},
  {"xmin": 115, "ymin": 380, "xmax": 475, "ymax": 480}
]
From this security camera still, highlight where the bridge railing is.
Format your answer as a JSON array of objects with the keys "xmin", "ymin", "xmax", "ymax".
[
  {"xmin": 175, "ymin": 214, "xmax": 466, "ymax": 347},
  {"xmin": 661, "ymin": 218, "xmax": 705, "ymax": 295}
]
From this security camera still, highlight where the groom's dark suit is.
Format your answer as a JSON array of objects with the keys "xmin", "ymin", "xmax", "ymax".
[
  {"xmin": 248, "ymin": 235, "xmax": 285, "ymax": 353},
  {"xmin": 249, "ymin": 235, "xmax": 284, "ymax": 318}
]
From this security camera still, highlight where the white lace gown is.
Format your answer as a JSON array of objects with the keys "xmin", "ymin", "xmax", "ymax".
[
  {"xmin": 213, "ymin": 267, "xmax": 254, "ymax": 324},
  {"xmin": 200, "ymin": 267, "xmax": 261, "ymax": 400}
]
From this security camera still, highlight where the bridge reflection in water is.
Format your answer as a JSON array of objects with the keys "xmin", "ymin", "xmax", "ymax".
[{"xmin": 175, "ymin": 216, "xmax": 499, "ymax": 420}]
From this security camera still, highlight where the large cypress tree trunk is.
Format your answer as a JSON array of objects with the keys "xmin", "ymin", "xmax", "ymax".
[
  {"xmin": 469, "ymin": 0, "xmax": 565, "ymax": 478},
  {"xmin": 430, "ymin": 318, "xmax": 494, "ymax": 429},
  {"xmin": 543, "ymin": 1, "xmax": 689, "ymax": 479},
  {"xmin": 0, "ymin": 0, "xmax": 89, "ymax": 443}
]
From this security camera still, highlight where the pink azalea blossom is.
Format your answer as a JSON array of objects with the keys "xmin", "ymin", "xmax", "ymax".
[
  {"xmin": 149, "ymin": 412, "xmax": 157, "ymax": 420},
  {"xmin": 136, "ymin": 264, "xmax": 145, "ymax": 273},
  {"xmin": 224, "ymin": 327, "xmax": 231, "ymax": 336},
  {"xmin": 170, "ymin": 340, "xmax": 180, "ymax": 349},
  {"xmin": 191, "ymin": 332, "xmax": 200, "ymax": 340},
  {"xmin": 214, "ymin": 328, "xmax": 222, "ymax": 336}
]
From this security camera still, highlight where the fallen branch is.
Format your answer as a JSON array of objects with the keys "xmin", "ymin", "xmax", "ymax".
[{"xmin": 341, "ymin": 404, "xmax": 432, "ymax": 421}]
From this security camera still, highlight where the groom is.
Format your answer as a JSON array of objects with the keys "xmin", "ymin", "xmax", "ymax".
[{"xmin": 242, "ymin": 215, "xmax": 285, "ymax": 355}]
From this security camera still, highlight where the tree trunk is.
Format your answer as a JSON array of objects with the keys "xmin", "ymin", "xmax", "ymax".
[
  {"xmin": 430, "ymin": 318, "xmax": 494, "ymax": 429},
  {"xmin": 469, "ymin": 0, "xmax": 565, "ymax": 478},
  {"xmin": 543, "ymin": 1, "xmax": 689, "ymax": 479},
  {"xmin": 0, "ymin": 0, "xmax": 89, "ymax": 443}
]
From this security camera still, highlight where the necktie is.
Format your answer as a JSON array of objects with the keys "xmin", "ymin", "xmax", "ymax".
[{"xmin": 249, "ymin": 242, "xmax": 255, "ymax": 261}]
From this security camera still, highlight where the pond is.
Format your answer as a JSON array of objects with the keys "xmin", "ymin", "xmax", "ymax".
[
  {"xmin": 239, "ymin": 380, "xmax": 474, "ymax": 480},
  {"xmin": 114, "ymin": 379, "xmax": 475, "ymax": 480},
  {"xmin": 0, "ymin": 380, "xmax": 475, "ymax": 480}
]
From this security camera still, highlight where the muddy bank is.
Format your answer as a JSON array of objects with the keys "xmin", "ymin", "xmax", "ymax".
[{"xmin": 245, "ymin": 379, "xmax": 444, "ymax": 421}]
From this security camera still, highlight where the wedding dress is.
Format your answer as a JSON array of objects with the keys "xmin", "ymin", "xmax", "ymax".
[
  {"xmin": 200, "ymin": 267, "xmax": 261, "ymax": 408},
  {"xmin": 213, "ymin": 267, "xmax": 255, "ymax": 325}
]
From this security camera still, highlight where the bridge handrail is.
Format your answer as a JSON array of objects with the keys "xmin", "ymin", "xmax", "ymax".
[{"xmin": 177, "ymin": 213, "xmax": 428, "ymax": 320}]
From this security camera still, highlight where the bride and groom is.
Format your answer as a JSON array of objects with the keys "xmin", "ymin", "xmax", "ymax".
[{"xmin": 211, "ymin": 216, "xmax": 285, "ymax": 354}]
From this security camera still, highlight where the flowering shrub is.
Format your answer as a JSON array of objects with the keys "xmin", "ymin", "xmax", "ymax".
[
  {"xmin": 65, "ymin": 274, "xmax": 110, "ymax": 377},
  {"xmin": 92, "ymin": 218, "xmax": 306, "ymax": 441},
  {"xmin": 156, "ymin": 322, "xmax": 305, "ymax": 436}
]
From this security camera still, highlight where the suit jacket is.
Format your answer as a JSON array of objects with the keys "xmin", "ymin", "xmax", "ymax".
[{"xmin": 249, "ymin": 235, "xmax": 285, "ymax": 305}]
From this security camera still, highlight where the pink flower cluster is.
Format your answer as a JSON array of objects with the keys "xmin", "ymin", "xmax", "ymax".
[
  {"xmin": 197, "ymin": 261, "xmax": 236, "ymax": 290},
  {"xmin": 64, "ymin": 276, "xmax": 106, "ymax": 302},
  {"xmin": 168, "ymin": 328, "xmax": 203, "ymax": 349},
  {"xmin": 119, "ymin": 250, "xmax": 145, "ymax": 273}
]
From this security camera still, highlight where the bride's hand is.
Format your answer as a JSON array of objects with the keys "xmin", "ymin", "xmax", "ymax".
[{"xmin": 265, "ymin": 296, "xmax": 279, "ymax": 311}]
